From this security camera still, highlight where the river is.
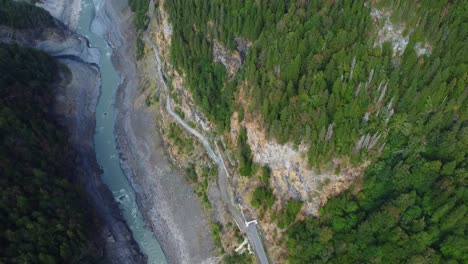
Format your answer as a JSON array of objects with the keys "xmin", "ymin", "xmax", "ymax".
[{"xmin": 77, "ymin": 0, "xmax": 167, "ymax": 263}]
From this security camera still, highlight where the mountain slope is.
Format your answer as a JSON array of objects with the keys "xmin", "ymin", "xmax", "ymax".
[
  {"xmin": 0, "ymin": 42, "xmax": 103, "ymax": 263},
  {"xmin": 149, "ymin": 0, "xmax": 467, "ymax": 262}
]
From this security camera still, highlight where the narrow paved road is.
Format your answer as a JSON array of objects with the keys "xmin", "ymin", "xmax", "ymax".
[{"xmin": 143, "ymin": 30, "xmax": 269, "ymax": 264}]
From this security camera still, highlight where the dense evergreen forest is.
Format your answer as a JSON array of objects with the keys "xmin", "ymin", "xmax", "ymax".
[
  {"xmin": 0, "ymin": 0, "xmax": 55, "ymax": 29},
  {"xmin": 164, "ymin": 0, "xmax": 467, "ymax": 262},
  {"xmin": 0, "ymin": 2, "xmax": 102, "ymax": 260},
  {"xmin": 0, "ymin": 42, "xmax": 101, "ymax": 264}
]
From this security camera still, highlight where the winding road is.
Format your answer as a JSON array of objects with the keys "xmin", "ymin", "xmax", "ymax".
[{"xmin": 143, "ymin": 18, "xmax": 270, "ymax": 264}]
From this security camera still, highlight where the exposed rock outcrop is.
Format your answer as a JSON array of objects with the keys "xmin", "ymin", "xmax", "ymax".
[
  {"xmin": 370, "ymin": 7, "xmax": 409, "ymax": 56},
  {"xmin": 240, "ymin": 117, "xmax": 368, "ymax": 215},
  {"xmin": 369, "ymin": 4, "xmax": 432, "ymax": 57},
  {"xmin": 213, "ymin": 40, "xmax": 241, "ymax": 77}
]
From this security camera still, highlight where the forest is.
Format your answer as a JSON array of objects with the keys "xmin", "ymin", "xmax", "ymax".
[
  {"xmin": 0, "ymin": 0, "xmax": 55, "ymax": 29},
  {"xmin": 164, "ymin": 0, "xmax": 467, "ymax": 262},
  {"xmin": 0, "ymin": 3, "xmax": 99, "ymax": 262},
  {"xmin": 0, "ymin": 3, "xmax": 103, "ymax": 260},
  {"xmin": 0, "ymin": 42, "xmax": 102, "ymax": 264}
]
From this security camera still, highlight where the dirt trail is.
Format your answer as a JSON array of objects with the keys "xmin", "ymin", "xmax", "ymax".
[{"xmin": 143, "ymin": 22, "xmax": 270, "ymax": 264}]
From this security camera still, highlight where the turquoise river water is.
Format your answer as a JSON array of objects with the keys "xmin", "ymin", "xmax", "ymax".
[{"xmin": 77, "ymin": 0, "xmax": 167, "ymax": 263}]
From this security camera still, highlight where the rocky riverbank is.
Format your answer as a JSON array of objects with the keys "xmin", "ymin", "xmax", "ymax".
[
  {"xmin": 54, "ymin": 58, "xmax": 145, "ymax": 264},
  {"xmin": 92, "ymin": 0, "xmax": 217, "ymax": 263}
]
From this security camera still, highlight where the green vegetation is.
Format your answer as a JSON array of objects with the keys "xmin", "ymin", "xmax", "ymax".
[
  {"xmin": 128, "ymin": 0, "xmax": 151, "ymax": 59},
  {"xmin": 252, "ymin": 186, "xmax": 275, "ymax": 210},
  {"xmin": 212, "ymin": 222, "xmax": 223, "ymax": 250},
  {"xmin": 275, "ymin": 199, "xmax": 303, "ymax": 229},
  {"xmin": 238, "ymin": 127, "xmax": 253, "ymax": 177},
  {"xmin": 0, "ymin": 43, "xmax": 101, "ymax": 263},
  {"xmin": 136, "ymin": 36, "xmax": 145, "ymax": 60},
  {"xmin": 0, "ymin": 0, "xmax": 55, "ymax": 29},
  {"xmin": 165, "ymin": 0, "xmax": 466, "ymax": 163},
  {"xmin": 165, "ymin": 0, "xmax": 233, "ymax": 129},
  {"xmin": 185, "ymin": 163, "xmax": 198, "ymax": 183},
  {"xmin": 168, "ymin": 122, "xmax": 195, "ymax": 154},
  {"xmin": 174, "ymin": 106, "xmax": 185, "ymax": 119},
  {"xmin": 128, "ymin": 0, "xmax": 150, "ymax": 32},
  {"xmin": 165, "ymin": 0, "xmax": 467, "ymax": 262},
  {"xmin": 223, "ymin": 252, "xmax": 252, "ymax": 264},
  {"xmin": 252, "ymin": 168, "xmax": 275, "ymax": 210},
  {"xmin": 287, "ymin": 127, "xmax": 467, "ymax": 263},
  {"xmin": 284, "ymin": 1, "xmax": 468, "ymax": 262},
  {"xmin": 260, "ymin": 166, "xmax": 271, "ymax": 185}
]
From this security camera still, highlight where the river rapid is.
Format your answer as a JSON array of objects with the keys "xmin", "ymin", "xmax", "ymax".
[{"xmin": 77, "ymin": 0, "xmax": 167, "ymax": 263}]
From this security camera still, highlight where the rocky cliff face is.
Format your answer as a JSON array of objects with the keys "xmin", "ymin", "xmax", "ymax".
[
  {"xmin": 213, "ymin": 40, "xmax": 242, "ymax": 78},
  {"xmin": 239, "ymin": 117, "xmax": 368, "ymax": 215}
]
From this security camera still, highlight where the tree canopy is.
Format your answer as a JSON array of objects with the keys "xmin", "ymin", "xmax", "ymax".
[
  {"xmin": 164, "ymin": 0, "xmax": 467, "ymax": 262},
  {"xmin": 0, "ymin": 43, "xmax": 102, "ymax": 264},
  {"xmin": 0, "ymin": 0, "xmax": 55, "ymax": 29}
]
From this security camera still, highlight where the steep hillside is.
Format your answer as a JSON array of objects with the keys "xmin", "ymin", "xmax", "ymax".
[
  {"xmin": 0, "ymin": 3, "xmax": 100, "ymax": 262},
  {"xmin": 147, "ymin": 0, "xmax": 468, "ymax": 262},
  {"xmin": 0, "ymin": 0, "xmax": 55, "ymax": 28},
  {"xmin": 0, "ymin": 43, "xmax": 103, "ymax": 263},
  {"xmin": 0, "ymin": 1, "xmax": 146, "ymax": 263}
]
